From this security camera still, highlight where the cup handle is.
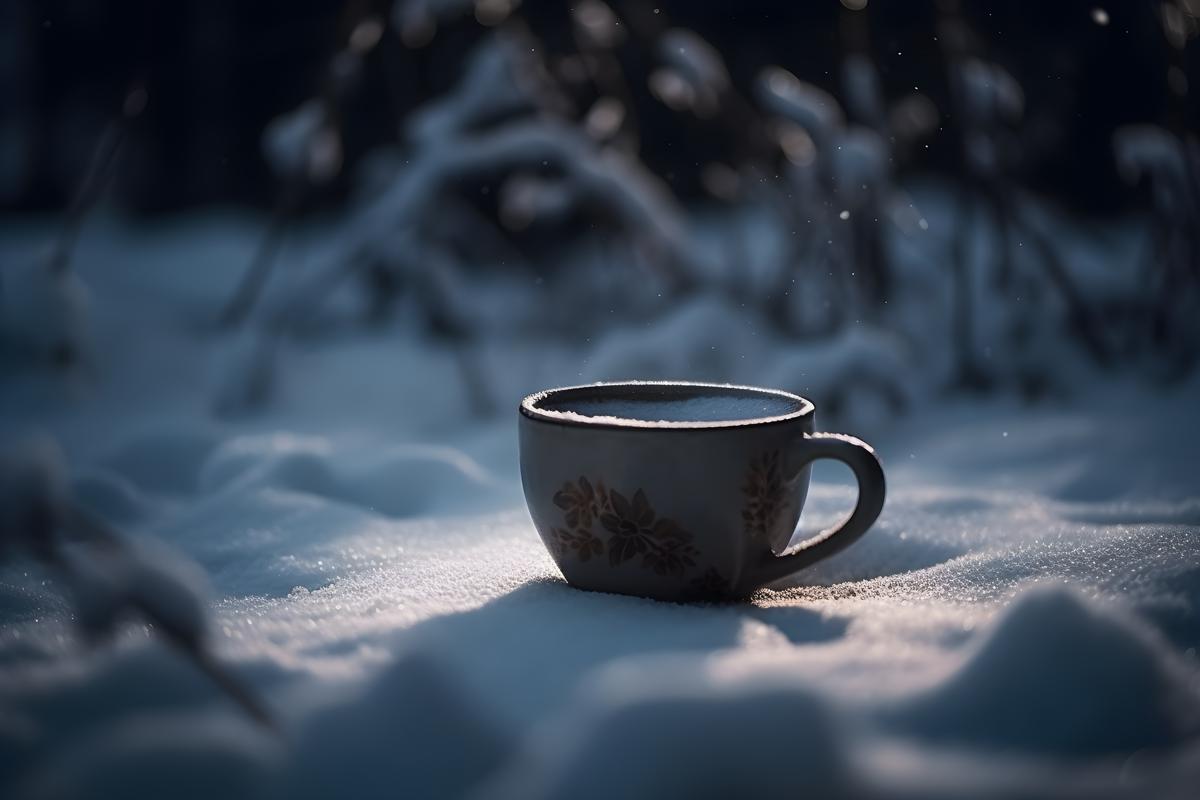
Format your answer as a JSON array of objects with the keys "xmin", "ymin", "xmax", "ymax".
[{"xmin": 747, "ymin": 433, "xmax": 885, "ymax": 587}]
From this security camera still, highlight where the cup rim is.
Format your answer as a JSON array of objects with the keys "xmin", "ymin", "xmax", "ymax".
[{"xmin": 519, "ymin": 381, "xmax": 815, "ymax": 431}]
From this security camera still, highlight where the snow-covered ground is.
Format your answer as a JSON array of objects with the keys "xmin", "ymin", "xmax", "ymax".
[{"xmin": 1, "ymin": 215, "xmax": 1198, "ymax": 799}]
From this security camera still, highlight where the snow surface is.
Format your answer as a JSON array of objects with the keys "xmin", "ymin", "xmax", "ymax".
[{"xmin": 1, "ymin": 214, "xmax": 1199, "ymax": 799}]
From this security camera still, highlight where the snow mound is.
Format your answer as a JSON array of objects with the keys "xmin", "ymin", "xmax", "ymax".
[
  {"xmin": 887, "ymin": 584, "xmax": 1200, "ymax": 757},
  {"xmin": 479, "ymin": 663, "xmax": 854, "ymax": 800},
  {"xmin": 100, "ymin": 426, "xmax": 222, "ymax": 495},
  {"xmin": 286, "ymin": 649, "xmax": 511, "ymax": 800},
  {"xmin": 11, "ymin": 714, "xmax": 279, "ymax": 800},
  {"xmin": 70, "ymin": 470, "xmax": 147, "ymax": 524},
  {"xmin": 199, "ymin": 434, "xmax": 503, "ymax": 518}
]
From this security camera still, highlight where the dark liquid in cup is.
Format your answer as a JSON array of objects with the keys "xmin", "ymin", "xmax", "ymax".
[{"xmin": 542, "ymin": 390, "xmax": 801, "ymax": 423}]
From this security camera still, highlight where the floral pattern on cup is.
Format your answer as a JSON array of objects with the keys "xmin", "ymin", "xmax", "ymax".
[
  {"xmin": 551, "ymin": 478, "xmax": 699, "ymax": 575},
  {"xmin": 549, "ymin": 527, "xmax": 605, "ymax": 561},
  {"xmin": 553, "ymin": 476, "xmax": 604, "ymax": 529},
  {"xmin": 742, "ymin": 450, "xmax": 789, "ymax": 543}
]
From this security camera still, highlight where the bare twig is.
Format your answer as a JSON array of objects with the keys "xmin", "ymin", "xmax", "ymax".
[
  {"xmin": 61, "ymin": 503, "xmax": 277, "ymax": 731},
  {"xmin": 46, "ymin": 83, "xmax": 146, "ymax": 277},
  {"xmin": 220, "ymin": 1, "xmax": 378, "ymax": 327},
  {"xmin": 172, "ymin": 633, "xmax": 277, "ymax": 732},
  {"xmin": 1003, "ymin": 187, "xmax": 1114, "ymax": 367},
  {"xmin": 949, "ymin": 183, "xmax": 990, "ymax": 390},
  {"xmin": 219, "ymin": 192, "xmax": 297, "ymax": 327}
]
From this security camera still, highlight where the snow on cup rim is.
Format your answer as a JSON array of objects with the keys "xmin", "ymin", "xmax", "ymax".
[{"xmin": 519, "ymin": 380, "xmax": 815, "ymax": 430}]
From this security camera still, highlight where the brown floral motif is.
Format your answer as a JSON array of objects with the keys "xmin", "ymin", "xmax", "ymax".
[
  {"xmin": 553, "ymin": 477, "xmax": 606, "ymax": 530},
  {"xmin": 742, "ymin": 450, "xmax": 789, "ymax": 543},
  {"xmin": 600, "ymin": 489, "xmax": 692, "ymax": 567},
  {"xmin": 550, "ymin": 527, "xmax": 605, "ymax": 562},
  {"xmin": 642, "ymin": 539, "xmax": 698, "ymax": 577},
  {"xmin": 550, "ymin": 480, "xmax": 698, "ymax": 577}
]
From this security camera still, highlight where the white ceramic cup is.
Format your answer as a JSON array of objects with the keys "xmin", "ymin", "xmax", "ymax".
[{"xmin": 519, "ymin": 381, "xmax": 885, "ymax": 600}]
